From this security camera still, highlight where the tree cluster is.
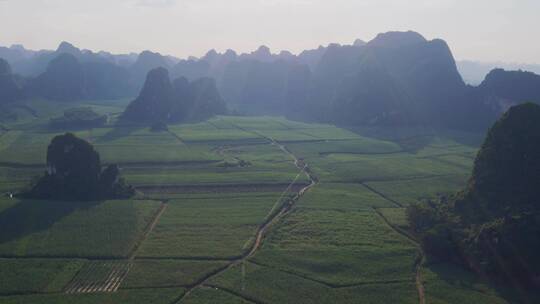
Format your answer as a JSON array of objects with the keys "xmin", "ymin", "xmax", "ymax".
[
  {"xmin": 23, "ymin": 133, "xmax": 134, "ymax": 201},
  {"xmin": 407, "ymin": 103, "xmax": 540, "ymax": 289},
  {"xmin": 49, "ymin": 107, "xmax": 107, "ymax": 130}
]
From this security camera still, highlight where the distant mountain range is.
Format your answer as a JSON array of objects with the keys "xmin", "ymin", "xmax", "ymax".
[
  {"xmin": 1, "ymin": 31, "xmax": 540, "ymax": 131},
  {"xmin": 457, "ymin": 60, "xmax": 540, "ymax": 85},
  {"xmin": 122, "ymin": 67, "xmax": 226, "ymax": 124}
]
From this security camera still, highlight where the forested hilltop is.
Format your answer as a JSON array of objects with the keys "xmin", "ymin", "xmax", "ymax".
[
  {"xmin": 407, "ymin": 103, "xmax": 540, "ymax": 297},
  {"xmin": 2, "ymin": 31, "xmax": 540, "ymax": 129}
]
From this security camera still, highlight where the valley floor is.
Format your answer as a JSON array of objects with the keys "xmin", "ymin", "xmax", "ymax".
[{"xmin": 0, "ymin": 100, "xmax": 511, "ymax": 303}]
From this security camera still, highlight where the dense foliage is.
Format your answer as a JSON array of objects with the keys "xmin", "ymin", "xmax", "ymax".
[
  {"xmin": 23, "ymin": 133, "xmax": 134, "ymax": 200},
  {"xmin": 49, "ymin": 107, "xmax": 107, "ymax": 129},
  {"xmin": 407, "ymin": 103, "xmax": 540, "ymax": 289}
]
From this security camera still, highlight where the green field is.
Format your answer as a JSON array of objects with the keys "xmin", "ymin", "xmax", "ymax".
[
  {"xmin": 0, "ymin": 259, "xmax": 84, "ymax": 294},
  {"xmin": 207, "ymin": 262, "xmax": 419, "ymax": 304},
  {"xmin": 0, "ymin": 100, "xmax": 514, "ymax": 303},
  {"xmin": 181, "ymin": 287, "xmax": 252, "ymax": 304},
  {"xmin": 421, "ymin": 263, "xmax": 510, "ymax": 304},
  {"xmin": 122, "ymin": 260, "xmax": 228, "ymax": 288},
  {"xmin": 252, "ymin": 208, "xmax": 418, "ymax": 285},
  {"xmin": 0, "ymin": 288, "xmax": 184, "ymax": 304},
  {"xmin": 137, "ymin": 194, "xmax": 285, "ymax": 259},
  {"xmin": 0, "ymin": 199, "xmax": 161, "ymax": 258}
]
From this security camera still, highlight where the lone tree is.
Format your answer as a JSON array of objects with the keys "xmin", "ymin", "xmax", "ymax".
[{"xmin": 24, "ymin": 133, "xmax": 134, "ymax": 201}]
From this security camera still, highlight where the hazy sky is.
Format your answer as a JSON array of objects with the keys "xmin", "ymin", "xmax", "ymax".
[{"xmin": 0, "ymin": 0, "xmax": 539, "ymax": 63}]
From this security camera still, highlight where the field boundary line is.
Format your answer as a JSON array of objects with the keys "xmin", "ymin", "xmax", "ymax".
[
  {"xmin": 63, "ymin": 200, "xmax": 170, "ymax": 295},
  {"xmin": 420, "ymin": 155, "xmax": 472, "ymax": 170},
  {"xmin": 166, "ymin": 130, "xmax": 186, "ymax": 143},
  {"xmin": 248, "ymin": 260, "xmax": 412, "ymax": 289},
  {"xmin": 372, "ymin": 207, "xmax": 425, "ymax": 304},
  {"xmin": 128, "ymin": 201, "xmax": 168, "ymax": 260},
  {"xmin": 202, "ymin": 285, "xmax": 265, "ymax": 304},
  {"xmin": 321, "ymin": 174, "xmax": 455, "ymax": 186},
  {"xmin": 0, "ymin": 255, "xmax": 125, "ymax": 260},
  {"xmin": 372, "ymin": 208, "xmax": 418, "ymax": 245},
  {"xmin": 0, "ymin": 291, "xmax": 66, "ymax": 297},
  {"xmin": 171, "ymin": 133, "xmax": 318, "ymax": 303},
  {"xmin": 133, "ymin": 256, "xmax": 233, "ymax": 262},
  {"xmin": 263, "ymin": 170, "xmax": 304, "ymax": 224},
  {"xmin": 360, "ymin": 182, "xmax": 403, "ymax": 207},
  {"xmin": 318, "ymin": 149, "xmax": 407, "ymax": 156}
]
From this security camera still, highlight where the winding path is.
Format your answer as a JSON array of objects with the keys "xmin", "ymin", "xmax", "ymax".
[{"xmin": 173, "ymin": 138, "xmax": 318, "ymax": 303}]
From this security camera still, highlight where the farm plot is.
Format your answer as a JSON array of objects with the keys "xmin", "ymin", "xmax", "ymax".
[
  {"xmin": 376, "ymin": 208, "xmax": 410, "ymax": 230},
  {"xmin": 0, "ymin": 131, "xmax": 60, "ymax": 165},
  {"xmin": 79, "ymin": 127, "xmax": 220, "ymax": 164},
  {"xmin": 280, "ymin": 126, "xmax": 362, "ymax": 141},
  {"xmin": 216, "ymin": 142, "xmax": 294, "ymax": 163},
  {"xmin": 64, "ymin": 261, "xmax": 131, "ymax": 294},
  {"xmin": 421, "ymin": 263, "xmax": 510, "ymax": 304},
  {"xmin": 168, "ymin": 122, "xmax": 264, "ymax": 144},
  {"xmin": 219, "ymin": 116, "xmax": 363, "ymax": 142},
  {"xmin": 123, "ymin": 139, "xmax": 306, "ymax": 191},
  {"xmin": 307, "ymin": 152, "xmax": 470, "ymax": 183},
  {"xmin": 0, "ymin": 288, "xmax": 184, "ymax": 304},
  {"xmin": 136, "ymin": 191, "xmax": 288, "ymax": 202},
  {"xmin": 207, "ymin": 262, "xmax": 419, "ymax": 304},
  {"xmin": 296, "ymin": 182, "xmax": 395, "ymax": 210},
  {"xmin": 218, "ymin": 116, "xmax": 310, "ymax": 130},
  {"xmin": 121, "ymin": 260, "xmax": 228, "ymax": 288},
  {"xmin": 136, "ymin": 193, "xmax": 286, "ymax": 259},
  {"xmin": 0, "ymin": 259, "xmax": 84, "ymax": 294},
  {"xmin": 0, "ymin": 166, "xmax": 42, "ymax": 193},
  {"xmin": 0, "ymin": 199, "xmax": 161, "ymax": 258},
  {"xmin": 123, "ymin": 162, "xmax": 305, "ymax": 189},
  {"xmin": 182, "ymin": 286, "xmax": 253, "ymax": 304},
  {"xmin": 0, "ymin": 114, "xmax": 500, "ymax": 303},
  {"xmin": 251, "ymin": 208, "xmax": 418, "ymax": 286},
  {"xmin": 0, "ymin": 131, "xmax": 23, "ymax": 151},
  {"xmin": 287, "ymin": 138, "xmax": 403, "ymax": 158},
  {"xmin": 291, "ymin": 129, "xmax": 478, "ymax": 183},
  {"xmin": 365, "ymin": 174, "xmax": 469, "ymax": 206}
]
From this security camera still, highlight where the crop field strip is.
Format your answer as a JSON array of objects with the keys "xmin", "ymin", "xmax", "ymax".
[
  {"xmin": 0, "ymin": 110, "xmax": 511, "ymax": 303},
  {"xmin": 0, "ymin": 118, "xmax": 316, "ymax": 300},
  {"xmin": 202, "ymin": 126, "xmax": 480, "ymax": 303},
  {"xmin": 246, "ymin": 188, "xmax": 418, "ymax": 289},
  {"xmin": 63, "ymin": 200, "xmax": 167, "ymax": 294},
  {"xmin": 172, "ymin": 123, "xmax": 426, "ymax": 302},
  {"xmin": 172, "ymin": 135, "xmax": 318, "ymax": 303},
  {"xmin": 64, "ymin": 261, "xmax": 132, "ymax": 294}
]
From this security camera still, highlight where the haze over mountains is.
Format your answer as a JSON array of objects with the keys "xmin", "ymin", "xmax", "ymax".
[
  {"xmin": 457, "ymin": 60, "xmax": 540, "ymax": 85},
  {"xmin": 1, "ymin": 31, "xmax": 540, "ymax": 130}
]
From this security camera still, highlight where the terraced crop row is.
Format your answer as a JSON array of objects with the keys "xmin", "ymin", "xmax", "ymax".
[{"xmin": 64, "ymin": 261, "xmax": 131, "ymax": 294}]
